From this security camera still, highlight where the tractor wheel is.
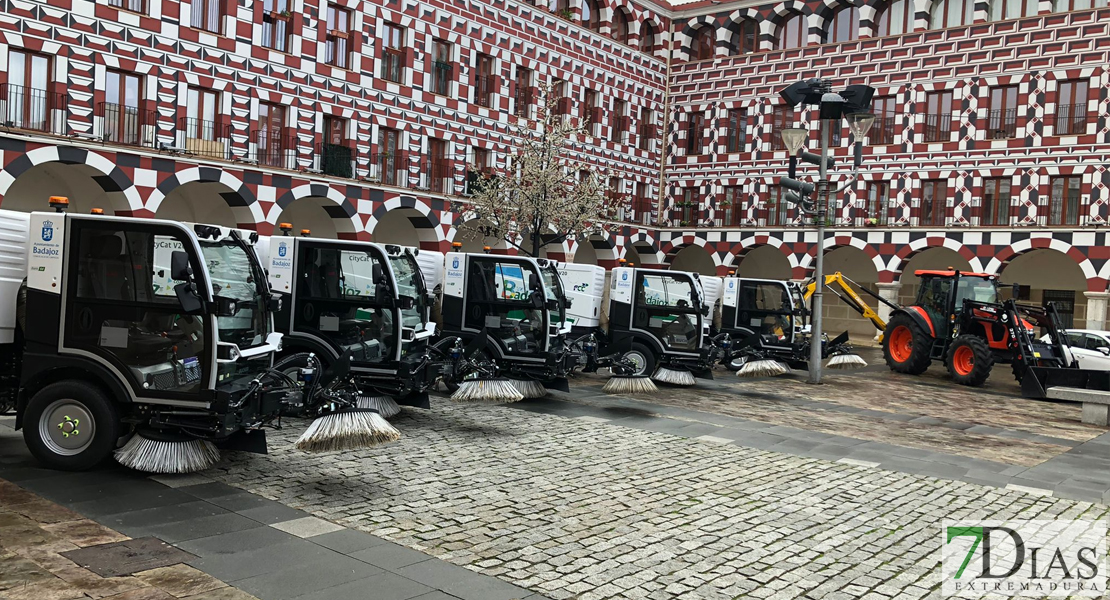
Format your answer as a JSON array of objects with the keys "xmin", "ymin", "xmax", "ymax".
[
  {"xmin": 946, "ymin": 335, "xmax": 994, "ymax": 387},
  {"xmin": 883, "ymin": 313, "xmax": 933, "ymax": 375}
]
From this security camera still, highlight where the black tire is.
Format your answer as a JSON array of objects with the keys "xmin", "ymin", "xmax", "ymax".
[
  {"xmin": 882, "ymin": 313, "xmax": 932, "ymax": 375},
  {"xmin": 620, "ymin": 342, "xmax": 657, "ymax": 377},
  {"xmin": 946, "ymin": 334, "xmax": 994, "ymax": 386},
  {"xmin": 23, "ymin": 381, "xmax": 120, "ymax": 471}
]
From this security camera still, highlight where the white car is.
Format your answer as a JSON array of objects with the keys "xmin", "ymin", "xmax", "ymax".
[{"xmin": 1040, "ymin": 329, "xmax": 1110, "ymax": 370}]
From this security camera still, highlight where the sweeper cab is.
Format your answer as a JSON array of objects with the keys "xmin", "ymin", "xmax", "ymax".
[
  {"xmin": 257, "ymin": 229, "xmax": 439, "ymax": 409},
  {"xmin": 572, "ymin": 265, "xmax": 719, "ymax": 385},
  {"xmin": 0, "ymin": 200, "xmax": 292, "ymax": 472}
]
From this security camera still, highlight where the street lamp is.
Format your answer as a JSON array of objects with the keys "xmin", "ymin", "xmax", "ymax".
[
  {"xmin": 781, "ymin": 127, "xmax": 808, "ymax": 155},
  {"xmin": 846, "ymin": 112, "xmax": 876, "ymax": 139}
]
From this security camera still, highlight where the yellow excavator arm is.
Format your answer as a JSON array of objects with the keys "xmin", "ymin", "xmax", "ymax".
[{"xmin": 803, "ymin": 272, "xmax": 889, "ymax": 341}]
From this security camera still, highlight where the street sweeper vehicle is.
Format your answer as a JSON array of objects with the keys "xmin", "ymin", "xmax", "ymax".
[
  {"xmin": 571, "ymin": 265, "xmax": 720, "ymax": 391},
  {"xmin": 430, "ymin": 250, "xmax": 579, "ymax": 401},
  {"xmin": 257, "ymin": 227, "xmax": 439, "ymax": 418},
  {"xmin": 717, "ymin": 276, "xmax": 867, "ymax": 376}
]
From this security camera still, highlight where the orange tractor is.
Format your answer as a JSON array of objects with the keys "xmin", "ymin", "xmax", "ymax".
[{"xmin": 882, "ymin": 270, "xmax": 1075, "ymax": 389}]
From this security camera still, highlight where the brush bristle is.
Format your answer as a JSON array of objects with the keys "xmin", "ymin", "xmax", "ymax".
[
  {"xmin": 652, "ymin": 367, "xmax": 696, "ymax": 386},
  {"xmin": 511, "ymin": 379, "xmax": 549, "ymax": 399},
  {"xmin": 450, "ymin": 379, "xmax": 524, "ymax": 403},
  {"xmin": 736, "ymin": 359, "xmax": 789, "ymax": 378},
  {"xmin": 114, "ymin": 434, "xmax": 220, "ymax": 474},
  {"xmin": 827, "ymin": 354, "xmax": 868, "ymax": 370},
  {"xmin": 294, "ymin": 411, "xmax": 401, "ymax": 453},
  {"xmin": 356, "ymin": 395, "xmax": 401, "ymax": 418},
  {"xmin": 602, "ymin": 376, "xmax": 658, "ymax": 395}
]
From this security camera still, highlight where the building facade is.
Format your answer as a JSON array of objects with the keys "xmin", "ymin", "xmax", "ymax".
[{"xmin": 0, "ymin": 0, "xmax": 1107, "ymax": 335}]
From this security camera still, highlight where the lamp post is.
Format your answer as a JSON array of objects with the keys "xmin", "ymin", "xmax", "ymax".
[{"xmin": 777, "ymin": 80, "xmax": 875, "ymax": 384}]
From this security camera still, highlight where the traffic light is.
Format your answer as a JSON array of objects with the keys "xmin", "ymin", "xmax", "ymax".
[{"xmin": 779, "ymin": 177, "xmax": 815, "ymax": 196}]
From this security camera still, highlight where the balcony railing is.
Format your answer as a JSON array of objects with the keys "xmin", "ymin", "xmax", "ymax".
[
  {"xmin": 178, "ymin": 117, "xmax": 229, "ymax": 160},
  {"xmin": 869, "ymin": 114, "xmax": 897, "ymax": 145},
  {"xmin": 419, "ymin": 155, "xmax": 452, "ymax": 193},
  {"xmin": 431, "ymin": 61, "xmax": 452, "ymax": 96},
  {"xmin": 987, "ymin": 108, "xmax": 1018, "ymax": 139},
  {"xmin": 316, "ymin": 140, "xmax": 357, "ymax": 178},
  {"xmin": 251, "ymin": 128, "xmax": 295, "ymax": 169},
  {"xmin": 108, "ymin": 0, "xmax": 146, "ymax": 11},
  {"xmin": 382, "ymin": 49, "xmax": 404, "ymax": 84},
  {"xmin": 98, "ymin": 102, "xmax": 154, "ymax": 147},
  {"xmin": 514, "ymin": 86, "xmax": 533, "ymax": 117},
  {"xmin": 0, "ymin": 83, "xmax": 67, "ymax": 135},
  {"xmin": 474, "ymin": 75, "xmax": 496, "ymax": 108},
  {"xmin": 1053, "ymin": 104, "xmax": 1088, "ymax": 136},
  {"xmin": 369, "ymin": 152, "xmax": 408, "ymax": 187},
  {"xmin": 922, "ymin": 114, "xmax": 952, "ymax": 143}
]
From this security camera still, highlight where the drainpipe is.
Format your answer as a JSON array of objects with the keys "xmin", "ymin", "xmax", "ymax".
[{"xmin": 655, "ymin": 37, "xmax": 674, "ymax": 229}]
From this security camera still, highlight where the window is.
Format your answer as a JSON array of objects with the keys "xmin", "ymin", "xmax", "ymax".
[
  {"xmin": 730, "ymin": 20, "xmax": 758, "ymax": 55},
  {"xmin": 191, "ymin": 0, "xmax": 222, "ymax": 33},
  {"xmin": 5, "ymin": 51, "xmax": 53, "ymax": 133},
  {"xmin": 639, "ymin": 108, "xmax": 655, "ymax": 151},
  {"xmin": 551, "ymin": 78, "xmax": 570, "ymax": 116},
  {"xmin": 261, "ymin": 0, "xmax": 292, "ymax": 53},
  {"xmin": 184, "ymin": 87, "xmax": 221, "ymax": 158},
  {"xmin": 474, "ymin": 53, "xmax": 495, "ymax": 108},
  {"xmin": 875, "ymin": 0, "xmax": 911, "ymax": 36},
  {"xmin": 921, "ymin": 179, "xmax": 947, "ymax": 225},
  {"xmin": 257, "ymin": 102, "xmax": 287, "ymax": 168},
  {"xmin": 767, "ymin": 187, "xmax": 789, "ymax": 225},
  {"xmin": 320, "ymin": 116, "xmax": 353, "ymax": 178},
  {"xmin": 725, "ymin": 109, "xmax": 746, "ymax": 153},
  {"xmin": 923, "ymin": 90, "xmax": 953, "ymax": 142},
  {"xmin": 870, "ymin": 97, "xmax": 897, "ymax": 145},
  {"xmin": 426, "ymin": 138, "xmax": 449, "ymax": 193},
  {"xmin": 582, "ymin": 0, "xmax": 600, "ymax": 31},
  {"xmin": 108, "ymin": 0, "xmax": 146, "ymax": 13},
  {"xmin": 465, "ymin": 258, "xmax": 548, "ymax": 356},
  {"xmin": 1054, "ymin": 0, "xmax": 1109, "ymax": 11},
  {"xmin": 778, "ymin": 12, "xmax": 807, "ymax": 50},
  {"xmin": 929, "ymin": 0, "xmax": 973, "ymax": 28},
  {"xmin": 613, "ymin": 10, "xmax": 631, "ymax": 44},
  {"xmin": 581, "ymin": 89, "xmax": 597, "ymax": 133},
  {"xmin": 633, "ymin": 183, "xmax": 652, "ymax": 225},
  {"xmin": 771, "ymin": 105, "xmax": 793, "ymax": 151},
  {"xmin": 466, "ymin": 147, "xmax": 490, "ymax": 195},
  {"xmin": 1048, "ymin": 175, "xmax": 1081, "ymax": 226},
  {"xmin": 1055, "ymin": 80, "xmax": 1089, "ymax": 135},
  {"xmin": 376, "ymin": 128, "xmax": 403, "ymax": 186},
  {"xmin": 989, "ymin": 0, "xmax": 1038, "ymax": 19},
  {"xmin": 103, "ymin": 70, "xmax": 143, "ymax": 146},
  {"xmin": 723, "ymin": 186, "xmax": 744, "ymax": 226},
  {"xmin": 382, "ymin": 23, "xmax": 405, "ymax": 84},
  {"xmin": 828, "ymin": 4, "xmax": 860, "ymax": 43},
  {"xmin": 865, "ymin": 181, "xmax": 890, "ymax": 225},
  {"xmin": 612, "ymin": 99, "xmax": 628, "ymax": 143},
  {"xmin": 981, "ymin": 178, "xmax": 1011, "ymax": 226},
  {"xmin": 634, "ymin": 272, "xmax": 699, "ymax": 351},
  {"xmin": 987, "ymin": 85, "xmax": 1019, "ymax": 139},
  {"xmin": 641, "ymin": 23, "xmax": 656, "ymax": 53},
  {"xmin": 686, "ymin": 112, "xmax": 706, "ymax": 154},
  {"xmin": 1044, "ymin": 290, "xmax": 1075, "ymax": 328},
  {"xmin": 515, "ymin": 67, "xmax": 532, "ymax": 117},
  {"xmin": 692, "ymin": 26, "xmax": 715, "ymax": 60},
  {"xmin": 431, "ymin": 40, "xmax": 452, "ymax": 96},
  {"xmin": 680, "ymin": 188, "xmax": 696, "ymax": 223},
  {"xmin": 325, "ymin": 5, "xmax": 353, "ymax": 69}
]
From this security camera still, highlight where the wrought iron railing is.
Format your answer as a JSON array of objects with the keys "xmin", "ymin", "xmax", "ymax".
[
  {"xmin": 1053, "ymin": 104, "xmax": 1088, "ymax": 136},
  {"xmin": 987, "ymin": 108, "xmax": 1018, "ymax": 139},
  {"xmin": 251, "ymin": 128, "xmax": 295, "ymax": 169},
  {"xmin": 869, "ymin": 115, "xmax": 897, "ymax": 145},
  {"xmin": 98, "ymin": 102, "xmax": 154, "ymax": 147},
  {"xmin": 420, "ymin": 155, "xmax": 452, "ymax": 193},
  {"xmin": 178, "ymin": 117, "xmax": 229, "ymax": 159},
  {"xmin": 922, "ymin": 113, "xmax": 952, "ymax": 143},
  {"xmin": 317, "ymin": 140, "xmax": 357, "ymax": 178},
  {"xmin": 382, "ymin": 49, "xmax": 404, "ymax": 84},
  {"xmin": 369, "ymin": 152, "xmax": 408, "ymax": 186},
  {"xmin": 0, "ymin": 83, "xmax": 67, "ymax": 135}
]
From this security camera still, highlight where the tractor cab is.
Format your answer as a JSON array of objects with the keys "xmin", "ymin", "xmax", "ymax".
[{"xmin": 913, "ymin": 270, "xmax": 1000, "ymax": 336}]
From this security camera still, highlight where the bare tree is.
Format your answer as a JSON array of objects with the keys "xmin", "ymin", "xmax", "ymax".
[{"xmin": 458, "ymin": 83, "xmax": 623, "ymax": 257}]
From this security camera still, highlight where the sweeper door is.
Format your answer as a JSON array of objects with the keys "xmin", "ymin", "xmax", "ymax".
[
  {"xmin": 721, "ymin": 278, "xmax": 796, "ymax": 351},
  {"xmin": 461, "ymin": 255, "xmax": 550, "ymax": 358},
  {"xmin": 631, "ymin": 270, "xmax": 703, "ymax": 354}
]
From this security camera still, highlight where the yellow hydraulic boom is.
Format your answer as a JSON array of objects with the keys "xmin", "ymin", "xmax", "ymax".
[{"xmin": 803, "ymin": 272, "xmax": 896, "ymax": 341}]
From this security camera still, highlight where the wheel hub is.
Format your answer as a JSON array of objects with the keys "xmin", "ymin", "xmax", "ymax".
[{"xmin": 41, "ymin": 400, "xmax": 95, "ymax": 455}]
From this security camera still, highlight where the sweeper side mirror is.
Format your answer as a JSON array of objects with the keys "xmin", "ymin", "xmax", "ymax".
[
  {"xmin": 170, "ymin": 250, "xmax": 204, "ymax": 315},
  {"xmin": 170, "ymin": 250, "xmax": 192, "ymax": 281},
  {"xmin": 372, "ymin": 263, "xmax": 384, "ymax": 285},
  {"xmin": 267, "ymin": 293, "xmax": 283, "ymax": 312},
  {"xmin": 212, "ymin": 295, "xmax": 240, "ymax": 317},
  {"xmin": 398, "ymin": 296, "xmax": 415, "ymax": 310}
]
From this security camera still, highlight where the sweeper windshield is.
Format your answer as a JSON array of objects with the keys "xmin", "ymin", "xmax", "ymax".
[
  {"xmin": 541, "ymin": 264, "xmax": 567, "ymax": 330},
  {"xmin": 389, "ymin": 252, "xmax": 428, "ymax": 331},
  {"xmin": 201, "ymin": 240, "xmax": 271, "ymax": 350}
]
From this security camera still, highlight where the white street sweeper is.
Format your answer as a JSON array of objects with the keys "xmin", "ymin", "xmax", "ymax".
[{"xmin": 256, "ymin": 226, "xmax": 439, "ymax": 418}]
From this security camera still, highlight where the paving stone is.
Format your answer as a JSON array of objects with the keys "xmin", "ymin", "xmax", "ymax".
[
  {"xmin": 349, "ymin": 541, "xmax": 434, "ymax": 571},
  {"xmin": 270, "ymin": 517, "xmax": 345, "ymax": 539}
]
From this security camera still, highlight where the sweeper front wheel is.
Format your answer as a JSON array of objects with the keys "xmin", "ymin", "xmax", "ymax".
[
  {"xmin": 882, "ymin": 314, "xmax": 932, "ymax": 375},
  {"xmin": 23, "ymin": 381, "xmax": 120, "ymax": 471},
  {"xmin": 618, "ymin": 343, "xmax": 656, "ymax": 377},
  {"xmin": 945, "ymin": 334, "xmax": 994, "ymax": 387}
]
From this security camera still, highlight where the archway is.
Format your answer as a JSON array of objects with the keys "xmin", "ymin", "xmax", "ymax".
[
  {"xmin": 999, "ymin": 249, "xmax": 1088, "ymax": 328},
  {"xmin": 733, "ymin": 245, "xmax": 792, "ymax": 279},
  {"xmin": 820, "ymin": 245, "xmax": 880, "ymax": 339},
  {"xmin": 275, "ymin": 196, "xmax": 345, "ymax": 239},
  {"xmin": 669, "ymin": 244, "xmax": 717, "ymax": 275},
  {"xmin": 153, "ymin": 182, "xmax": 242, "ymax": 227},
  {"xmin": 1, "ymin": 162, "xmax": 127, "ymax": 215},
  {"xmin": 627, "ymin": 241, "xmax": 663, "ymax": 267},
  {"xmin": 453, "ymin": 219, "xmax": 508, "ymax": 254},
  {"xmin": 573, "ymin": 241, "xmax": 598, "ymax": 265},
  {"xmin": 372, "ymin": 207, "xmax": 437, "ymax": 248},
  {"xmin": 897, "ymin": 246, "xmax": 974, "ymax": 307}
]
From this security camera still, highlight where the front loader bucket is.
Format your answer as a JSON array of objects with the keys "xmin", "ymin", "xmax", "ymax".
[{"xmin": 1021, "ymin": 366, "xmax": 1110, "ymax": 400}]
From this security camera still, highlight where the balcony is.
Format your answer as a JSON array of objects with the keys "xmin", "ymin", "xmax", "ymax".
[
  {"xmin": 108, "ymin": 0, "xmax": 145, "ymax": 11},
  {"xmin": 250, "ymin": 128, "xmax": 295, "ymax": 169},
  {"xmin": 0, "ymin": 83, "xmax": 67, "ymax": 135},
  {"xmin": 316, "ymin": 140, "xmax": 357, "ymax": 178},
  {"xmin": 1053, "ymin": 104, "xmax": 1088, "ymax": 136},
  {"xmin": 986, "ymin": 108, "xmax": 1018, "ymax": 139},
  {"xmin": 381, "ymin": 49, "xmax": 405, "ymax": 84},
  {"xmin": 869, "ymin": 114, "xmax": 897, "ymax": 146},
  {"xmin": 514, "ymin": 86, "xmax": 534, "ymax": 117},
  {"xmin": 419, "ymin": 155, "xmax": 453, "ymax": 193},
  {"xmin": 97, "ymin": 102, "xmax": 155, "ymax": 147},
  {"xmin": 369, "ymin": 152, "xmax": 408, "ymax": 187},
  {"xmin": 178, "ymin": 117, "xmax": 229, "ymax": 160},
  {"xmin": 474, "ymin": 75, "xmax": 498, "ymax": 108},
  {"xmin": 922, "ymin": 114, "xmax": 951, "ymax": 143}
]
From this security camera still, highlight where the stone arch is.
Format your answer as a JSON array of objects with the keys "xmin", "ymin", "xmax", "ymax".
[
  {"xmin": 765, "ymin": 0, "xmax": 812, "ymax": 49},
  {"xmin": 798, "ymin": 235, "xmax": 886, "ymax": 277},
  {"xmin": 622, "ymin": 232, "xmax": 665, "ymax": 266},
  {"xmin": 367, "ymin": 196, "xmax": 444, "ymax": 250},
  {"xmin": 815, "ymin": 243, "xmax": 883, "ymax": 338},
  {"xmin": 678, "ymin": 16, "xmax": 719, "ymax": 61},
  {"xmin": 572, "ymin": 233, "xmax": 619, "ymax": 266},
  {"xmin": 271, "ymin": 183, "xmax": 361, "ymax": 238},
  {"xmin": 146, "ymin": 166, "xmax": 263, "ymax": 227},
  {"xmin": 885, "ymin": 235, "xmax": 982, "ymax": 282},
  {"xmin": 816, "ymin": 0, "xmax": 863, "ymax": 43},
  {"xmin": 727, "ymin": 243, "xmax": 794, "ymax": 279},
  {"xmin": 721, "ymin": 12, "xmax": 761, "ymax": 55},
  {"xmin": 664, "ymin": 239, "xmax": 720, "ymax": 275},
  {"xmin": 447, "ymin": 216, "xmax": 511, "ymax": 253},
  {"xmin": 987, "ymin": 238, "xmax": 1100, "ymax": 290},
  {"xmin": 997, "ymin": 246, "xmax": 1094, "ymax": 326},
  {"xmin": 0, "ymin": 145, "xmax": 142, "ymax": 214}
]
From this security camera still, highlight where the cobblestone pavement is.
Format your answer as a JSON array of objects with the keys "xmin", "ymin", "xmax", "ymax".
[{"xmin": 205, "ymin": 395, "xmax": 1110, "ymax": 600}]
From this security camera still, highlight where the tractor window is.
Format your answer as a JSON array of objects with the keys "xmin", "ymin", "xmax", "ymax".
[
  {"xmin": 917, "ymin": 276, "xmax": 954, "ymax": 333},
  {"xmin": 295, "ymin": 246, "xmax": 396, "ymax": 364},
  {"xmin": 465, "ymin": 259, "xmax": 546, "ymax": 355},
  {"xmin": 635, "ymin": 273, "xmax": 699, "ymax": 351},
  {"xmin": 954, "ymin": 277, "xmax": 999, "ymax": 308},
  {"xmin": 67, "ymin": 224, "xmax": 208, "ymax": 396}
]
